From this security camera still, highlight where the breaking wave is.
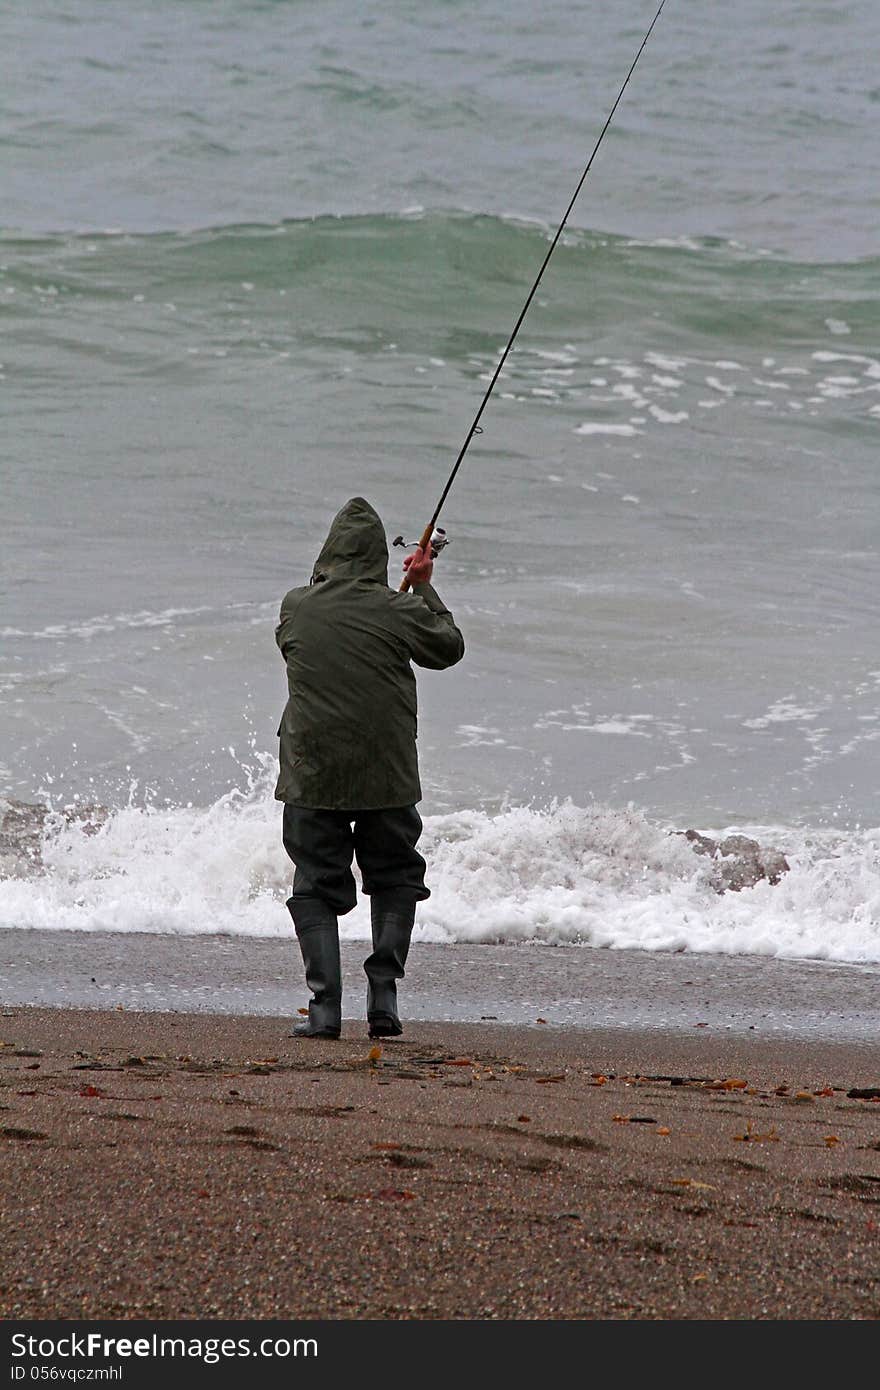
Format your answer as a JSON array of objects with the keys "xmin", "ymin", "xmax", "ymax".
[{"xmin": 1, "ymin": 764, "xmax": 878, "ymax": 964}]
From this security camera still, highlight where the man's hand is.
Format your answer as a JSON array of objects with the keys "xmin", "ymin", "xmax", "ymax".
[{"xmin": 402, "ymin": 544, "xmax": 433, "ymax": 586}]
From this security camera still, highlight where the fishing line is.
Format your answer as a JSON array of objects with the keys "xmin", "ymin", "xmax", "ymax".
[{"xmin": 401, "ymin": 0, "xmax": 667, "ymax": 589}]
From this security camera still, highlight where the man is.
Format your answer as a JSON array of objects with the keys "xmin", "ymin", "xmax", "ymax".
[{"xmin": 275, "ymin": 497, "xmax": 465, "ymax": 1039}]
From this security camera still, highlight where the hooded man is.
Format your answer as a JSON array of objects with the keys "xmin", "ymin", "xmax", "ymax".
[{"xmin": 275, "ymin": 497, "xmax": 465, "ymax": 1039}]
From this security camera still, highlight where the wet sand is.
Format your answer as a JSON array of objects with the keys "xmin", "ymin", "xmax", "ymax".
[
  {"xmin": 3, "ymin": 928, "xmax": 879, "ymax": 1040},
  {"xmin": 1, "ymin": 1007, "xmax": 878, "ymax": 1320}
]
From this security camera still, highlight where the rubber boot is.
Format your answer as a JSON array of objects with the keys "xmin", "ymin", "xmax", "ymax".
[
  {"xmin": 287, "ymin": 897, "xmax": 342, "ymax": 1038},
  {"xmin": 364, "ymin": 894, "xmax": 415, "ymax": 1038}
]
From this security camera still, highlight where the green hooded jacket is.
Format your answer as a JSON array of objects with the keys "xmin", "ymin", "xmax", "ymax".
[{"xmin": 274, "ymin": 497, "xmax": 465, "ymax": 809}]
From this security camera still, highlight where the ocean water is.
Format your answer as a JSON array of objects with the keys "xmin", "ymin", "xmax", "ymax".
[{"xmin": 1, "ymin": 2, "xmax": 878, "ymax": 963}]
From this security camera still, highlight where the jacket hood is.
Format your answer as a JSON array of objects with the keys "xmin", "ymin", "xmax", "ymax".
[{"xmin": 311, "ymin": 497, "xmax": 389, "ymax": 584}]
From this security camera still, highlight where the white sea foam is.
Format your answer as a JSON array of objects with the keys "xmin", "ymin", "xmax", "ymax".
[
  {"xmin": 648, "ymin": 405, "xmax": 689, "ymax": 424},
  {"xmin": 812, "ymin": 350, "xmax": 879, "ymax": 369},
  {"xmin": 743, "ymin": 699, "xmax": 823, "ymax": 730},
  {"xmin": 1, "ymin": 774, "xmax": 877, "ymax": 964},
  {"xmin": 612, "ymin": 382, "xmax": 649, "ymax": 407},
  {"xmin": 575, "ymin": 423, "xmax": 641, "ymax": 437},
  {"xmin": 705, "ymin": 375, "xmax": 736, "ymax": 396},
  {"xmin": 531, "ymin": 348, "xmax": 578, "ymax": 364},
  {"xmin": 625, "ymin": 235, "xmax": 704, "ymax": 252},
  {"xmin": 0, "ymin": 606, "xmax": 215, "ymax": 641},
  {"xmin": 645, "ymin": 353, "xmax": 687, "ymax": 372}
]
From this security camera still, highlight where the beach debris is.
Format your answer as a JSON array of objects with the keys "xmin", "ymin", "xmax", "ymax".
[
  {"xmin": 707, "ymin": 1078, "xmax": 748, "ymax": 1091},
  {"xmin": 847, "ymin": 1087, "xmax": 880, "ymax": 1101},
  {"xmin": 657, "ymin": 1127, "xmax": 671, "ymax": 1136},
  {"xmin": 367, "ymin": 1045, "xmax": 382, "ymax": 1064},
  {"xmin": 79, "ymin": 1084, "xmax": 106, "ymax": 1098},
  {"xmin": 678, "ymin": 828, "xmax": 790, "ymax": 892},
  {"xmin": 534, "ymin": 1073, "xmax": 566, "ymax": 1084},
  {"xmin": 672, "ymin": 1178, "xmax": 717, "ymax": 1191},
  {"xmin": 733, "ymin": 1124, "xmax": 780, "ymax": 1143},
  {"xmin": 536, "ymin": 1018, "xmax": 548, "ymax": 1025},
  {"xmin": 517, "ymin": 1115, "xmax": 531, "ymax": 1122},
  {"xmin": 823, "ymin": 1135, "xmax": 841, "ymax": 1147}
]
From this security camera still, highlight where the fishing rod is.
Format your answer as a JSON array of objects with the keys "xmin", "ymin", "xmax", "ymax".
[{"xmin": 398, "ymin": 0, "xmax": 667, "ymax": 591}]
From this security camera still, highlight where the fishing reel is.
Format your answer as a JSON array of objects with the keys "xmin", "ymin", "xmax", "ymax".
[{"xmin": 392, "ymin": 527, "xmax": 450, "ymax": 560}]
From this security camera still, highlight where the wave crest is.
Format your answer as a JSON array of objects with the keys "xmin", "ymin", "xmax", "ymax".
[{"xmin": 1, "ymin": 772, "xmax": 878, "ymax": 964}]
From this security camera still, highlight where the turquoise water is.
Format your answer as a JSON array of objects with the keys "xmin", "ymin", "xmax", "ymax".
[
  {"xmin": 2, "ymin": 1, "xmax": 878, "ymax": 834},
  {"xmin": 3, "ymin": 1, "xmax": 878, "ymax": 256}
]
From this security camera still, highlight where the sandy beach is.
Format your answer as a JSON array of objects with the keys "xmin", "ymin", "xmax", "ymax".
[
  {"xmin": 4, "ymin": 0, "xmax": 879, "ymax": 1341},
  {"xmin": 1, "ymin": 1006, "xmax": 878, "ymax": 1321}
]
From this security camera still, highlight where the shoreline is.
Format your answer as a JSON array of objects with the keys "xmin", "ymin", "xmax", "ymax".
[
  {"xmin": 1, "ymin": 1007, "xmax": 878, "ymax": 1320},
  {"xmin": 2, "ymin": 929, "xmax": 879, "ymax": 1042}
]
